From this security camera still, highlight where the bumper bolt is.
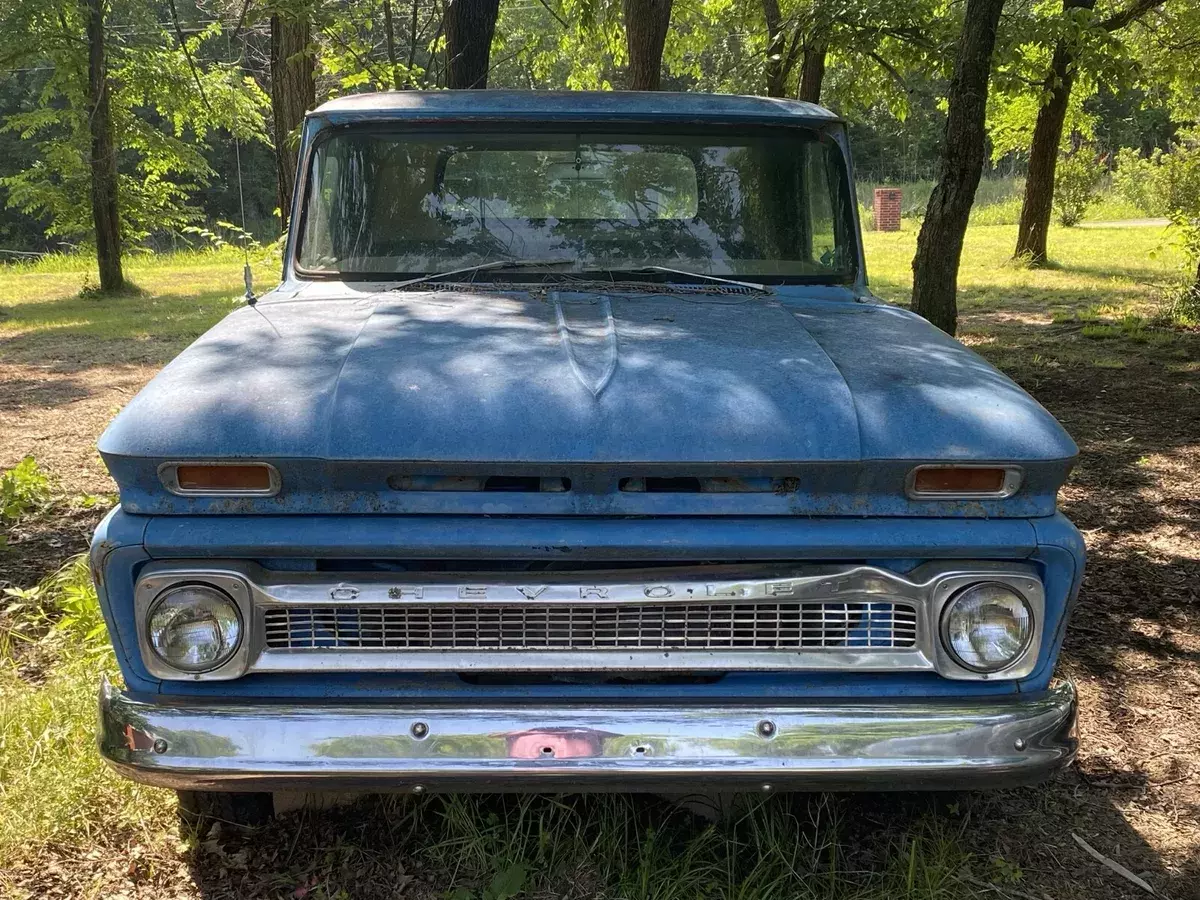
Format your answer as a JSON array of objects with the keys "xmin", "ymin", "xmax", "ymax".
[
  {"xmin": 412, "ymin": 784, "xmax": 425, "ymax": 795},
  {"xmin": 152, "ymin": 739, "xmax": 169, "ymax": 754},
  {"xmin": 761, "ymin": 783, "xmax": 773, "ymax": 793},
  {"xmin": 1014, "ymin": 738, "xmax": 1027, "ymax": 752},
  {"xmin": 411, "ymin": 721, "xmax": 429, "ymax": 739},
  {"xmin": 757, "ymin": 719, "xmax": 776, "ymax": 738}
]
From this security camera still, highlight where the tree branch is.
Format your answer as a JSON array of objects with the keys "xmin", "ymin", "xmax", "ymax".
[
  {"xmin": 868, "ymin": 49, "xmax": 911, "ymax": 93},
  {"xmin": 537, "ymin": 0, "xmax": 568, "ymax": 29},
  {"xmin": 321, "ymin": 25, "xmax": 387, "ymax": 84},
  {"xmin": 1098, "ymin": 0, "xmax": 1164, "ymax": 32},
  {"xmin": 231, "ymin": 0, "xmax": 254, "ymax": 42},
  {"xmin": 166, "ymin": 0, "xmax": 212, "ymax": 112}
]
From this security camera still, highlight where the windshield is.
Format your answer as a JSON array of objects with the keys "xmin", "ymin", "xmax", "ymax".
[{"xmin": 296, "ymin": 127, "xmax": 859, "ymax": 282}]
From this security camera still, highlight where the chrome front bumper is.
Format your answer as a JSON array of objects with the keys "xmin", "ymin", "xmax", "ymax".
[{"xmin": 98, "ymin": 678, "xmax": 1077, "ymax": 792}]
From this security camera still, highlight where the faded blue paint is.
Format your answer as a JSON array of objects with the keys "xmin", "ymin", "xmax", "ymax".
[
  {"xmin": 308, "ymin": 90, "xmax": 840, "ymax": 125},
  {"xmin": 92, "ymin": 91, "xmax": 1085, "ymax": 712},
  {"xmin": 94, "ymin": 508, "xmax": 1084, "ymax": 701},
  {"xmin": 98, "ymin": 292, "xmax": 1076, "ymax": 517},
  {"xmin": 137, "ymin": 511, "xmax": 1042, "ymax": 560}
]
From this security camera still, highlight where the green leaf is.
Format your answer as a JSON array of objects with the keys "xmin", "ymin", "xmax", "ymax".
[{"xmin": 486, "ymin": 863, "xmax": 527, "ymax": 900}]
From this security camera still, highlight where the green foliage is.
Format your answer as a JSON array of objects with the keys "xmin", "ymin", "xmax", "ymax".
[
  {"xmin": 2, "ymin": 554, "xmax": 107, "ymax": 658},
  {"xmin": 181, "ymin": 221, "xmax": 263, "ymax": 253},
  {"xmin": 42, "ymin": 555, "xmax": 108, "ymax": 651},
  {"xmin": 1114, "ymin": 133, "xmax": 1200, "ymax": 290},
  {"xmin": 984, "ymin": 0, "xmax": 1187, "ymax": 171},
  {"xmin": 1112, "ymin": 147, "xmax": 1163, "ymax": 215},
  {"xmin": 0, "ymin": 0, "xmax": 268, "ymax": 247},
  {"xmin": 493, "ymin": 0, "xmax": 625, "ymax": 91},
  {"xmin": 0, "ymin": 652, "xmax": 174, "ymax": 865},
  {"xmin": 1053, "ymin": 149, "xmax": 1104, "ymax": 226},
  {"xmin": 1113, "ymin": 142, "xmax": 1200, "ymax": 218},
  {"xmin": 0, "ymin": 457, "xmax": 50, "ymax": 526}
]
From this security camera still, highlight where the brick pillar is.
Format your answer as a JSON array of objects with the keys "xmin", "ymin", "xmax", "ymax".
[{"xmin": 873, "ymin": 187, "xmax": 903, "ymax": 232}]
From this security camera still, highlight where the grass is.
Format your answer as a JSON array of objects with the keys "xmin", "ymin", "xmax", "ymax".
[
  {"xmin": 0, "ymin": 656, "xmax": 174, "ymax": 858},
  {"xmin": 864, "ymin": 219, "xmax": 1181, "ymax": 319},
  {"xmin": 857, "ymin": 177, "xmax": 1157, "ymax": 229},
  {"xmin": 0, "ymin": 246, "xmax": 280, "ymax": 368},
  {"xmin": 0, "ymin": 225, "xmax": 1197, "ymax": 898}
]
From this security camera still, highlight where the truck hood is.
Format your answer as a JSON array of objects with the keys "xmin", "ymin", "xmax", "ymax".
[{"xmin": 98, "ymin": 285, "xmax": 1077, "ymax": 517}]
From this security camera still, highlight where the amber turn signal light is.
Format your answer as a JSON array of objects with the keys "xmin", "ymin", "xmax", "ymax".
[
  {"xmin": 909, "ymin": 466, "xmax": 1018, "ymax": 498},
  {"xmin": 169, "ymin": 463, "xmax": 278, "ymax": 495}
]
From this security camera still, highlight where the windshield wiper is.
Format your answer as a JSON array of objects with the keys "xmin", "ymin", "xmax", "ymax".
[
  {"xmin": 618, "ymin": 265, "xmax": 770, "ymax": 294},
  {"xmin": 388, "ymin": 259, "xmax": 572, "ymax": 291}
]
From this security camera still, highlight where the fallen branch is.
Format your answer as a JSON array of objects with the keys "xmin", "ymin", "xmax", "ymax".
[{"xmin": 1071, "ymin": 833, "xmax": 1161, "ymax": 897}]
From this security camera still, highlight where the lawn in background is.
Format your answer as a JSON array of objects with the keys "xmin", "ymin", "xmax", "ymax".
[{"xmin": 855, "ymin": 177, "xmax": 1150, "ymax": 227}]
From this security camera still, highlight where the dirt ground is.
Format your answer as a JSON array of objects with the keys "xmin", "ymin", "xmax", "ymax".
[{"xmin": 1, "ymin": 277, "xmax": 1198, "ymax": 899}]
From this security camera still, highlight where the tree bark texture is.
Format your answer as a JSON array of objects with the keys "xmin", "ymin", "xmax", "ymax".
[
  {"xmin": 444, "ymin": 0, "xmax": 501, "ymax": 89},
  {"xmin": 797, "ymin": 44, "xmax": 826, "ymax": 103},
  {"xmin": 911, "ymin": 0, "xmax": 1005, "ymax": 335},
  {"xmin": 762, "ymin": 0, "xmax": 796, "ymax": 97},
  {"xmin": 382, "ymin": 0, "xmax": 402, "ymax": 89},
  {"xmin": 270, "ymin": 13, "xmax": 315, "ymax": 231},
  {"xmin": 623, "ymin": 0, "xmax": 674, "ymax": 90},
  {"xmin": 1013, "ymin": 0, "xmax": 1096, "ymax": 264},
  {"xmin": 85, "ymin": 0, "xmax": 124, "ymax": 291}
]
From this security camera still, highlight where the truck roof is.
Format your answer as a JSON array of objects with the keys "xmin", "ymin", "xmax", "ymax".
[{"xmin": 309, "ymin": 90, "xmax": 840, "ymax": 126}]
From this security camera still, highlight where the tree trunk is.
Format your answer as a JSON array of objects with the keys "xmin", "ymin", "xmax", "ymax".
[
  {"xmin": 623, "ymin": 0, "xmax": 674, "ymax": 90},
  {"xmin": 382, "ymin": 0, "xmax": 402, "ymax": 89},
  {"xmin": 797, "ymin": 43, "xmax": 826, "ymax": 103},
  {"xmin": 1013, "ymin": 0, "xmax": 1096, "ymax": 264},
  {"xmin": 444, "ymin": 0, "xmax": 501, "ymax": 89},
  {"xmin": 762, "ymin": 0, "xmax": 793, "ymax": 97},
  {"xmin": 911, "ymin": 0, "xmax": 1005, "ymax": 335},
  {"xmin": 405, "ymin": 0, "xmax": 419, "ymax": 87},
  {"xmin": 270, "ymin": 13, "xmax": 315, "ymax": 231},
  {"xmin": 85, "ymin": 0, "xmax": 124, "ymax": 292}
]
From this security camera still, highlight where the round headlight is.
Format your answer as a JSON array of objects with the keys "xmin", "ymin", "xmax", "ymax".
[
  {"xmin": 148, "ymin": 584, "xmax": 242, "ymax": 672},
  {"xmin": 941, "ymin": 582, "xmax": 1033, "ymax": 673}
]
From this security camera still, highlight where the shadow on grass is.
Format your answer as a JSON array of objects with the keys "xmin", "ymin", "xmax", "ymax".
[
  {"xmin": 0, "ymin": 287, "xmax": 243, "ymax": 373},
  {"xmin": 174, "ymin": 789, "xmax": 1197, "ymax": 900},
  {"xmin": 78, "ymin": 280, "xmax": 150, "ymax": 301}
]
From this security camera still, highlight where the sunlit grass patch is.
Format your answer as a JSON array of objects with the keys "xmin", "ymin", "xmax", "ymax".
[
  {"xmin": 0, "ymin": 498, "xmax": 173, "ymax": 868},
  {"xmin": 863, "ymin": 223, "xmax": 1181, "ymax": 321},
  {"xmin": 0, "ymin": 655, "xmax": 174, "ymax": 866},
  {"xmin": 0, "ymin": 247, "xmax": 278, "ymax": 310},
  {"xmin": 0, "ymin": 249, "xmax": 281, "ymax": 368}
]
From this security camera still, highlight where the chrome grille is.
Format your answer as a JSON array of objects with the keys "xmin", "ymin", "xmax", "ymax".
[{"xmin": 262, "ymin": 601, "xmax": 919, "ymax": 652}]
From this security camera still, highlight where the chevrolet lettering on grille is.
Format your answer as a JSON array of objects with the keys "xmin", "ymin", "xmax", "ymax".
[{"xmin": 367, "ymin": 578, "xmax": 844, "ymax": 604}]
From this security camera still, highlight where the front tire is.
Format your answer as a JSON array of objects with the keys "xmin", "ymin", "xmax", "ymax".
[{"xmin": 176, "ymin": 790, "xmax": 274, "ymax": 829}]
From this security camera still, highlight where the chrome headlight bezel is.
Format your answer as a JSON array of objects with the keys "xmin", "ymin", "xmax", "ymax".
[
  {"xmin": 931, "ymin": 573, "xmax": 1044, "ymax": 679},
  {"xmin": 135, "ymin": 570, "xmax": 254, "ymax": 680}
]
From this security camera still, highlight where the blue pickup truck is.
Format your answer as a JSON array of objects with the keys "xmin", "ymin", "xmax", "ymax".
[{"xmin": 93, "ymin": 91, "xmax": 1081, "ymax": 824}]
